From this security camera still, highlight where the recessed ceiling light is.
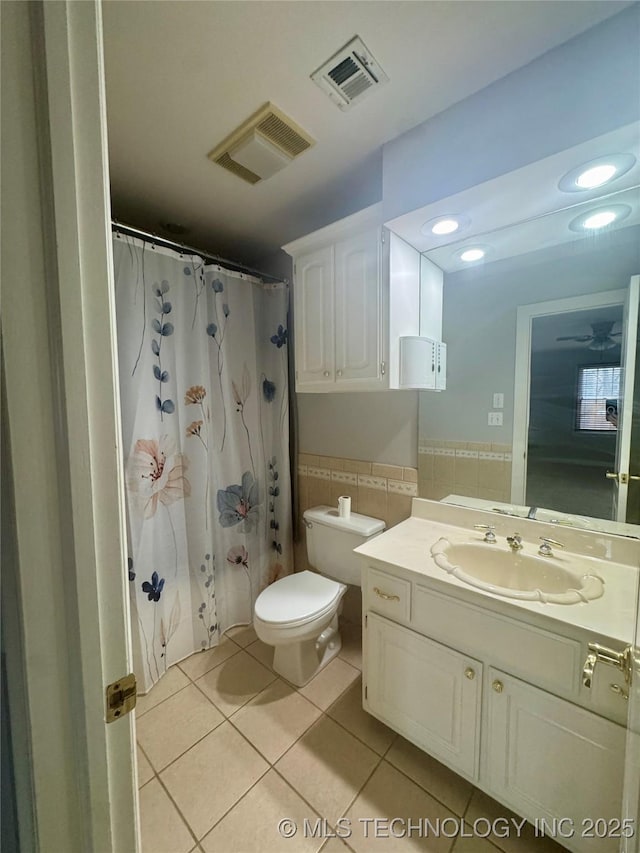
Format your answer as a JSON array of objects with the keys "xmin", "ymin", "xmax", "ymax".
[
  {"xmin": 459, "ymin": 247, "xmax": 485, "ymax": 263},
  {"xmin": 432, "ymin": 218, "xmax": 459, "ymax": 235},
  {"xmin": 575, "ymin": 164, "xmax": 617, "ymax": 189},
  {"xmin": 559, "ymin": 154, "xmax": 636, "ymax": 193},
  {"xmin": 583, "ymin": 210, "xmax": 617, "ymax": 229},
  {"xmin": 421, "ymin": 213, "xmax": 470, "ymax": 237},
  {"xmin": 568, "ymin": 204, "xmax": 632, "ymax": 232}
]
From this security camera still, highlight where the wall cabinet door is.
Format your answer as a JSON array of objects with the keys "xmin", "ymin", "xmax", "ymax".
[
  {"xmin": 365, "ymin": 612, "xmax": 482, "ymax": 780},
  {"xmin": 334, "ymin": 229, "xmax": 384, "ymax": 387},
  {"xmin": 485, "ymin": 668, "xmax": 625, "ymax": 853},
  {"xmin": 294, "ymin": 246, "xmax": 335, "ymax": 390}
]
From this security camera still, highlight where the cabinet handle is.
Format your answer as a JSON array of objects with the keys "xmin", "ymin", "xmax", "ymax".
[
  {"xmin": 492, "ymin": 679, "xmax": 504, "ymax": 693},
  {"xmin": 336, "ymin": 369, "xmax": 343, "ymax": 377},
  {"xmin": 373, "ymin": 586, "xmax": 400, "ymax": 602},
  {"xmin": 323, "ymin": 370, "xmax": 330, "ymax": 377},
  {"xmin": 464, "ymin": 667, "xmax": 475, "ymax": 680}
]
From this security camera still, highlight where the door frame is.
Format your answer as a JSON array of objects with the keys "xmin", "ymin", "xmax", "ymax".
[
  {"xmin": 511, "ymin": 288, "xmax": 627, "ymax": 506},
  {"xmin": 2, "ymin": 2, "xmax": 138, "ymax": 851}
]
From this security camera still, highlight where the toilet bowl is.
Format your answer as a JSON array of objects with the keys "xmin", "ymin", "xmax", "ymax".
[{"xmin": 253, "ymin": 506, "xmax": 385, "ymax": 686}]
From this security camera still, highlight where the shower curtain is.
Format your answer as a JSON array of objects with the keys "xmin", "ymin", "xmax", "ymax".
[{"xmin": 113, "ymin": 234, "xmax": 292, "ymax": 693}]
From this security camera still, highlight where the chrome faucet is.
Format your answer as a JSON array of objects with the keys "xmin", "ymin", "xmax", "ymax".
[
  {"xmin": 506, "ymin": 533, "xmax": 523, "ymax": 551},
  {"xmin": 527, "ymin": 506, "xmax": 538, "ymax": 519}
]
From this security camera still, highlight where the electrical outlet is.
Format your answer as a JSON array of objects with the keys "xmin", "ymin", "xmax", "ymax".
[
  {"xmin": 488, "ymin": 412, "xmax": 503, "ymax": 426},
  {"xmin": 493, "ymin": 393, "xmax": 504, "ymax": 409}
]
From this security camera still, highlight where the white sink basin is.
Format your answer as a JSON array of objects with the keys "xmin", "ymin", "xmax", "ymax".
[{"xmin": 430, "ymin": 538, "xmax": 605, "ymax": 604}]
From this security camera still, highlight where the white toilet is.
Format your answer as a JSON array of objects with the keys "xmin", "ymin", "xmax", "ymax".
[{"xmin": 253, "ymin": 505, "xmax": 385, "ymax": 686}]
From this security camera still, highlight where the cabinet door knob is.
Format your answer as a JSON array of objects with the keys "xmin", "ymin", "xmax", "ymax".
[
  {"xmin": 336, "ymin": 369, "xmax": 343, "ymax": 377},
  {"xmin": 323, "ymin": 370, "xmax": 330, "ymax": 377},
  {"xmin": 464, "ymin": 667, "xmax": 475, "ymax": 680},
  {"xmin": 492, "ymin": 679, "xmax": 504, "ymax": 693}
]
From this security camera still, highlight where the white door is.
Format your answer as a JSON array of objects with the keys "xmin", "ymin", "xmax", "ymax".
[
  {"xmin": 293, "ymin": 246, "xmax": 335, "ymax": 390},
  {"xmin": 611, "ymin": 275, "xmax": 640, "ymax": 522},
  {"xmin": 2, "ymin": 2, "xmax": 138, "ymax": 851},
  {"xmin": 334, "ymin": 228, "xmax": 384, "ymax": 387},
  {"xmin": 365, "ymin": 612, "xmax": 482, "ymax": 780}
]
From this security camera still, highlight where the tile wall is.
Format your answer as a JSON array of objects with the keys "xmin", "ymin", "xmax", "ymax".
[{"xmin": 418, "ymin": 439, "xmax": 512, "ymax": 505}]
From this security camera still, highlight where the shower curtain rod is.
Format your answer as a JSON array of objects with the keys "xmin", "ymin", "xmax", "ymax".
[{"xmin": 111, "ymin": 219, "xmax": 288, "ymax": 285}]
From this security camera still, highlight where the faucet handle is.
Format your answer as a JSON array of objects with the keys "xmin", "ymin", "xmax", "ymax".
[
  {"xmin": 539, "ymin": 536, "xmax": 564, "ymax": 557},
  {"xmin": 474, "ymin": 524, "xmax": 497, "ymax": 543}
]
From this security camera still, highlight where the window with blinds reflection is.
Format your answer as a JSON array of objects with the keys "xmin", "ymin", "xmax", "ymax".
[{"xmin": 576, "ymin": 364, "xmax": 621, "ymax": 431}]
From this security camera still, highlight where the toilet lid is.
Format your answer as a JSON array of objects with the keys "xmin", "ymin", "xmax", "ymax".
[{"xmin": 254, "ymin": 571, "xmax": 343, "ymax": 626}]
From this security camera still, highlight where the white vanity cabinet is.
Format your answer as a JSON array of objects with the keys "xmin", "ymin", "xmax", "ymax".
[
  {"xmin": 361, "ymin": 563, "xmax": 627, "ymax": 853},
  {"xmin": 366, "ymin": 612, "xmax": 482, "ymax": 779},
  {"xmin": 283, "ymin": 203, "xmax": 444, "ymax": 392}
]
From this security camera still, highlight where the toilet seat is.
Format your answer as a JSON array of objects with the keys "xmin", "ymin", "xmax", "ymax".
[{"xmin": 254, "ymin": 571, "xmax": 344, "ymax": 628}]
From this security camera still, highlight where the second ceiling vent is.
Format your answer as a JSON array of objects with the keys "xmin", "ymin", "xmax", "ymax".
[{"xmin": 311, "ymin": 36, "xmax": 389, "ymax": 111}]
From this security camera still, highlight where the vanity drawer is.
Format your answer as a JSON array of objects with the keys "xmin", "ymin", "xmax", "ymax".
[
  {"xmin": 412, "ymin": 585, "xmax": 582, "ymax": 697},
  {"xmin": 365, "ymin": 567, "xmax": 411, "ymax": 622}
]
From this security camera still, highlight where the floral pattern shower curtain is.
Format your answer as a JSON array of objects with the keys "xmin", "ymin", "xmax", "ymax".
[{"xmin": 113, "ymin": 234, "xmax": 292, "ymax": 693}]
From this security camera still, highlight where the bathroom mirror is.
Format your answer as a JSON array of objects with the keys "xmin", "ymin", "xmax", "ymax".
[{"xmin": 388, "ymin": 125, "xmax": 640, "ymax": 536}]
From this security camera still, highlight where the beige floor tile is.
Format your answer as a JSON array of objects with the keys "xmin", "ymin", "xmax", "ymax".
[
  {"xmin": 232, "ymin": 678, "xmax": 322, "ymax": 763},
  {"xmin": 344, "ymin": 761, "xmax": 456, "ymax": 852},
  {"xmin": 321, "ymin": 839, "xmax": 355, "ymax": 852},
  {"xmin": 327, "ymin": 678, "xmax": 396, "ymax": 756},
  {"xmin": 137, "ymin": 683, "xmax": 224, "ymax": 771},
  {"xmin": 226, "ymin": 624, "xmax": 258, "ymax": 647},
  {"xmin": 195, "ymin": 650, "xmax": 277, "ymax": 716},
  {"xmin": 339, "ymin": 623, "xmax": 363, "ymax": 670},
  {"xmin": 465, "ymin": 791, "xmax": 565, "ymax": 853},
  {"xmin": 138, "ymin": 778, "xmax": 194, "ymax": 853},
  {"xmin": 452, "ymin": 837, "xmax": 501, "ymax": 853},
  {"xmin": 136, "ymin": 666, "xmax": 191, "ymax": 717},
  {"xmin": 137, "ymin": 745, "xmax": 155, "ymax": 787},
  {"xmin": 245, "ymin": 638, "xmax": 275, "ymax": 669},
  {"xmin": 276, "ymin": 716, "xmax": 379, "ymax": 826},
  {"xmin": 179, "ymin": 637, "xmax": 240, "ymax": 681},
  {"xmin": 385, "ymin": 738, "xmax": 473, "ymax": 816},
  {"xmin": 201, "ymin": 769, "xmax": 324, "ymax": 853},
  {"xmin": 161, "ymin": 721, "xmax": 269, "ymax": 841},
  {"xmin": 299, "ymin": 657, "xmax": 360, "ymax": 711}
]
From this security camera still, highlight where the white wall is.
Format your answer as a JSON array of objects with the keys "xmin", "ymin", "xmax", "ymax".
[
  {"xmin": 419, "ymin": 227, "xmax": 640, "ymax": 444},
  {"xmin": 382, "ymin": 5, "xmax": 640, "ymax": 222},
  {"xmin": 297, "ymin": 390, "xmax": 419, "ymax": 466}
]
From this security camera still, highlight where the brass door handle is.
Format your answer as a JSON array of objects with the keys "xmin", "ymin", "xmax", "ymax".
[
  {"xmin": 582, "ymin": 642, "xmax": 632, "ymax": 688},
  {"xmin": 492, "ymin": 680, "xmax": 504, "ymax": 693},
  {"xmin": 606, "ymin": 472, "xmax": 638, "ymax": 484},
  {"xmin": 464, "ymin": 667, "xmax": 475, "ymax": 680},
  {"xmin": 373, "ymin": 587, "xmax": 400, "ymax": 602}
]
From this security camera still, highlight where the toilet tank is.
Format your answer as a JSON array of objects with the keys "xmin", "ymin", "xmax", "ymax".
[{"xmin": 303, "ymin": 506, "xmax": 385, "ymax": 586}]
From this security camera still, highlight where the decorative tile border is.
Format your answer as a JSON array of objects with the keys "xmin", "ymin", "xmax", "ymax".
[
  {"xmin": 307, "ymin": 466, "xmax": 331, "ymax": 480},
  {"xmin": 331, "ymin": 471, "xmax": 358, "ymax": 485},
  {"xmin": 297, "ymin": 464, "xmax": 308, "ymax": 476},
  {"xmin": 388, "ymin": 479, "xmax": 418, "ymax": 496},
  {"xmin": 357, "ymin": 474, "xmax": 387, "ymax": 491}
]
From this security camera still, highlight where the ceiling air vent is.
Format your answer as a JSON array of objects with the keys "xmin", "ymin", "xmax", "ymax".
[
  {"xmin": 208, "ymin": 103, "xmax": 315, "ymax": 185},
  {"xmin": 311, "ymin": 36, "xmax": 389, "ymax": 111}
]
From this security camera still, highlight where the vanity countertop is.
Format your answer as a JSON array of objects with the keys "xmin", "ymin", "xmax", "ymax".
[{"xmin": 354, "ymin": 499, "xmax": 640, "ymax": 645}]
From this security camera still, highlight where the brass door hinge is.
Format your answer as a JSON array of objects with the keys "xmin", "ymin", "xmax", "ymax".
[{"xmin": 106, "ymin": 673, "xmax": 137, "ymax": 723}]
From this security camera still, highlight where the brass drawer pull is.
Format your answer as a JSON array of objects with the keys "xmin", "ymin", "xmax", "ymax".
[
  {"xmin": 492, "ymin": 680, "xmax": 504, "ymax": 693},
  {"xmin": 464, "ymin": 667, "xmax": 475, "ymax": 680},
  {"xmin": 373, "ymin": 586, "xmax": 400, "ymax": 602}
]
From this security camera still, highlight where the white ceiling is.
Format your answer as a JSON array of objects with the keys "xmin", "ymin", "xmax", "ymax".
[{"xmin": 102, "ymin": 0, "xmax": 631, "ymax": 267}]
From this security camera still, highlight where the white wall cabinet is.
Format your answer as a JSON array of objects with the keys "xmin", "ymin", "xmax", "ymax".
[
  {"xmin": 284, "ymin": 204, "xmax": 444, "ymax": 392},
  {"xmin": 361, "ymin": 563, "xmax": 627, "ymax": 853}
]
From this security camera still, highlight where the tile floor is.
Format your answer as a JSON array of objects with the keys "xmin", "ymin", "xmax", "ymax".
[{"xmin": 136, "ymin": 623, "xmax": 564, "ymax": 853}]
